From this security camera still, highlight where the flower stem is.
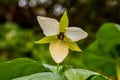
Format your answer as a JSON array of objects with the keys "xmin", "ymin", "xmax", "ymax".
[
  {"xmin": 56, "ymin": 63, "xmax": 59, "ymax": 73},
  {"xmin": 117, "ymin": 63, "xmax": 120, "ymax": 80}
]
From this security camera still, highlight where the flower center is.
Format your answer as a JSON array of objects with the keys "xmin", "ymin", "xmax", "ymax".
[{"xmin": 58, "ymin": 32, "xmax": 64, "ymax": 40}]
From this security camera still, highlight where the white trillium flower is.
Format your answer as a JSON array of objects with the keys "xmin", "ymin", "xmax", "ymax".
[{"xmin": 35, "ymin": 11, "xmax": 88, "ymax": 63}]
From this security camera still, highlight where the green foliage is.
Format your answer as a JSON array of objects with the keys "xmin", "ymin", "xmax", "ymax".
[
  {"xmin": 0, "ymin": 58, "xmax": 109, "ymax": 80},
  {"xmin": 0, "ymin": 22, "xmax": 19, "ymax": 48},
  {"xmin": 97, "ymin": 23, "xmax": 120, "ymax": 51},
  {"xmin": 81, "ymin": 23, "xmax": 120, "ymax": 79},
  {"xmin": 0, "ymin": 58, "xmax": 49, "ymax": 80},
  {"xmin": 14, "ymin": 69, "xmax": 109, "ymax": 80},
  {"xmin": 13, "ymin": 72, "xmax": 63, "ymax": 80},
  {"xmin": 64, "ymin": 69, "xmax": 109, "ymax": 80},
  {"xmin": 0, "ymin": 22, "xmax": 35, "ymax": 52},
  {"xmin": 0, "ymin": 22, "xmax": 51, "ymax": 63}
]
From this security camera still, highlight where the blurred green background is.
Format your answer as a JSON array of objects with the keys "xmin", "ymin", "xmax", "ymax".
[{"xmin": 0, "ymin": 0, "xmax": 120, "ymax": 80}]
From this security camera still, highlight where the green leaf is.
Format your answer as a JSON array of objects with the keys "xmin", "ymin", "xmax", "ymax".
[
  {"xmin": 64, "ymin": 69, "xmax": 109, "ymax": 80},
  {"xmin": 0, "ymin": 55, "xmax": 110, "ymax": 80},
  {"xmin": 82, "ymin": 41, "xmax": 116, "ymax": 76},
  {"xmin": 35, "ymin": 35, "xmax": 57, "ymax": 44},
  {"xmin": 0, "ymin": 58, "xmax": 49, "ymax": 80},
  {"xmin": 43, "ymin": 64, "xmax": 59, "ymax": 73},
  {"xmin": 13, "ymin": 66, "xmax": 109, "ymax": 80},
  {"xmin": 60, "ymin": 11, "xmax": 69, "ymax": 32},
  {"xmin": 87, "ymin": 75, "xmax": 109, "ymax": 80},
  {"xmin": 69, "ymin": 42, "xmax": 82, "ymax": 52},
  {"xmin": 81, "ymin": 23, "xmax": 120, "ymax": 79},
  {"xmin": 97, "ymin": 23, "xmax": 120, "ymax": 51},
  {"xmin": 13, "ymin": 72, "xmax": 65, "ymax": 80}
]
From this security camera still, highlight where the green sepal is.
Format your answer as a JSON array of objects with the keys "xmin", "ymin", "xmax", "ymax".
[
  {"xmin": 64, "ymin": 37, "xmax": 72, "ymax": 42},
  {"xmin": 64, "ymin": 36, "xmax": 82, "ymax": 52},
  {"xmin": 59, "ymin": 11, "xmax": 69, "ymax": 32},
  {"xmin": 35, "ymin": 35, "xmax": 57, "ymax": 44},
  {"xmin": 69, "ymin": 42, "xmax": 82, "ymax": 52}
]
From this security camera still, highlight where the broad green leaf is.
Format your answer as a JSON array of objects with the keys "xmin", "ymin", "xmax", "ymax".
[
  {"xmin": 97, "ymin": 23, "xmax": 120, "ymax": 51},
  {"xmin": 0, "ymin": 58, "xmax": 49, "ymax": 80},
  {"xmin": 60, "ymin": 11, "xmax": 69, "ymax": 32},
  {"xmin": 69, "ymin": 42, "xmax": 82, "ymax": 52},
  {"xmin": 35, "ymin": 35, "xmax": 57, "ymax": 44},
  {"xmin": 81, "ymin": 23, "xmax": 120, "ymax": 79},
  {"xmin": 13, "ymin": 72, "xmax": 64, "ymax": 80},
  {"xmin": 43, "ymin": 64, "xmax": 62, "ymax": 73},
  {"xmin": 64, "ymin": 69, "xmax": 109, "ymax": 80},
  {"xmin": 13, "ymin": 66, "xmax": 110, "ymax": 80},
  {"xmin": 43, "ymin": 64, "xmax": 56, "ymax": 72},
  {"xmin": 81, "ymin": 41, "xmax": 116, "ymax": 76}
]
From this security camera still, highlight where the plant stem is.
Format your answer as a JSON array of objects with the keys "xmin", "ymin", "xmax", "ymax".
[
  {"xmin": 113, "ymin": 48, "xmax": 120, "ymax": 80},
  {"xmin": 56, "ymin": 63, "xmax": 59, "ymax": 73},
  {"xmin": 117, "ymin": 63, "xmax": 120, "ymax": 80}
]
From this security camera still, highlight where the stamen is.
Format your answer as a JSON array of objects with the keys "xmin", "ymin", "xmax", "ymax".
[{"xmin": 58, "ymin": 32, "xmax": 64, "ymax": 39}]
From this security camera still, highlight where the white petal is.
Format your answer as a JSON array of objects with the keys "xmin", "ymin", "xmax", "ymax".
[
  {"xmin": 49, "ymin": 40, "xmax": 68, "ymax": 63},
  {"xmin": 37, "ymin": 16, "xmax": 59, "ymax": 36},
  {"xmin": 65, "ymin": 27, "xmax": 88, "ymax": 41}
]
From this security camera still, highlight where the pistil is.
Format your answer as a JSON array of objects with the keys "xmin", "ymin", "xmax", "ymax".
[{"xmin": 58, "ymin": 32, "xmax": 64, "ymax": 39}]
